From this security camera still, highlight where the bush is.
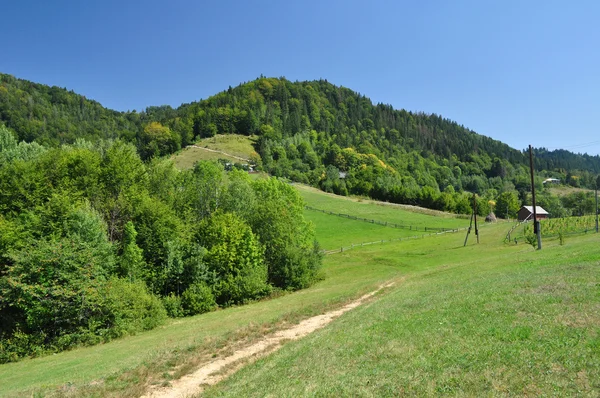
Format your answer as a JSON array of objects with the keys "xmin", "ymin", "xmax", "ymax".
[
  {"xmin": 198, "ymin": 212, "xmax": 271, "ymax": 305},
  {"xmin": 558, "ymin": 230, "xmax": 565, "ymax": 246},
  {"xmin": 525, "ymin": 233, "xmax": 537, "ymax": 248},
  {"xmin": 249, "ymin": 178, "xmax": 322, "ymax": 290},
  {"xmin": 162, "ymin": 293, "xmax": 184, "ymax": 318},
  {"xmin": 100, "ymin": 277, "xmax": 167, "ymax": 338},
  {"xmin": 181, "ymin": 282, "xmax": 216, "ymax": 316}
]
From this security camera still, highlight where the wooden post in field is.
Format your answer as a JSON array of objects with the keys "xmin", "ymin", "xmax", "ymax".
[
  {"xmin": 473, "ymin": 194, "xmax": 479, "ymax": 244},
  {"xmin": 529, "ymin": 145, "xmax": 542, "ymax": 249},
  {"xmin": 596, "ymin": 176, "xmax": 600, "ymax": 233},
  {"xmin": 464, "ymin": 206, "xmax": 474, "ymax": 246}
]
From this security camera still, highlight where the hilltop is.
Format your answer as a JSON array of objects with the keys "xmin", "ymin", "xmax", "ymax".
[{"xmin": 1, "ymin": 72, "xmax": 599, "ymax": 218}]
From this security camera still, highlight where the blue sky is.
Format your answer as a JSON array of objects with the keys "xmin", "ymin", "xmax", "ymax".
[{"xmin": 2, "ymin": 0, "xmax": 599, "ymax": 154}]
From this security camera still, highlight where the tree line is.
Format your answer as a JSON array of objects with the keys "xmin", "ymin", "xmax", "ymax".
[
  {"xmin": 0, "ymin": 126, "xmax": 321, "ymax": 363},
  {"xmin": 2, "ymin": 73, "xmax": 597, "ymax": 217}
]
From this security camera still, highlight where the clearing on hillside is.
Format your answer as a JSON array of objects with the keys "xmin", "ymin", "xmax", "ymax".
[
  {"xmin": 298, "ymin": 184, "xmax": 471, "ymax": 250},
  {"xmin": 547, "ymin": 185, "xmax": 594, "ymax": 197},
  {"xmin": 172, "ymin": 134, "xmax": 258, "ymax": 169}
]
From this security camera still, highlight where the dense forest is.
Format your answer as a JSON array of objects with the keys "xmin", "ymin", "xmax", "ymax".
[
  {"xmin": 0, "ymin": 126, "xmax": 321, "ymax": 362},
  {"xmin": 1, "ymin": 73, "xmax": 599, "ymax": 361},
  {"xmin": 2, "ymin": 73, "xmax": 599, "ymax": 215}
]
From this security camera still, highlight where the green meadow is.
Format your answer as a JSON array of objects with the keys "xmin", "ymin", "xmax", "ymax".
[
  {"xmin": 203, "ymin": 223, "xmax": 600, "ymax": 396},
  {"xmin": 2, "ymin": 187, "xmax": 599, "ymax": 397},
  {"xmin": 172, "ymin": 134, "xmax": 258, "ymax": 169},
  {"xmin": 296, "ymin": 184, "xmax": 469, "ymax": 228}
]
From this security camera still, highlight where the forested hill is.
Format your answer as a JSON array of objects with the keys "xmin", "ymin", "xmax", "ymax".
[
  {"xmin": 1, "ymin": 73, "xmax": 523, "ymax": 163},
  {"xmin": 0, "ymin": 73, "xmax": 142, "ymax": 144},
  {"xmin": 169, "ymin": 78, "xmax": 526, "ymax": 165},
  {"xmin": 2, "ymin": 72, "xmax": 600, "ymax": 198}
]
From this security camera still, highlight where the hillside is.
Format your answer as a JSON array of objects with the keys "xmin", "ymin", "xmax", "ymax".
[
  {"xmin": 2, "ymin": 72, "xmax": 600, "ymax": 217},
  {"xmin": 2, "ymin": 186, "xmax": 598, "ymax": 396},
  {"xmin": 171, "ymin": 134, "xmax": 258, "ymax": 169}
]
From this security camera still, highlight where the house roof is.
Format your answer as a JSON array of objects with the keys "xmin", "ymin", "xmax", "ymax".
[
  {"xmin": 521, "ymin": 206, "xmax": 549, "ymax": 215},
  {"xmin": 542, "ymin": 178, "xmax": 560, "ymax": 184}
]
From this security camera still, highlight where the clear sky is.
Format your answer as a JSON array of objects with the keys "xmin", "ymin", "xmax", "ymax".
[{"xmin": 2, "ymin": 0, "xmax": 599, "ymax": 154}]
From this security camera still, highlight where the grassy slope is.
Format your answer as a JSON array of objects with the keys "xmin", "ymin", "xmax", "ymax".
[
  {"xmin": 3, "ymin": 187, "xmax": 599, "ymax": 396},
  {"xmin": 3, "ymin": 187, "xmax": 431, "ymax": 395},
  {"xmin": 171, "ymin": 134, "xmax": 258, "ymax": 170},
  {"xmin": 0, "ymin": 261, "xmax": 401, "ymax": 396},
  {"xmin": 547, "ymin": 185, "xmax": 594, "ymax": 197},
  {"xmin": 301, "ymin": 184, "xmax": 473, "ymax": 250},
  {"xmin": 203, "ymin": 226, "xmax": 600, "ymax": 397},
  {"xmin": 296, "ymin": 184, "xmax": 469, "ymax": 228}
]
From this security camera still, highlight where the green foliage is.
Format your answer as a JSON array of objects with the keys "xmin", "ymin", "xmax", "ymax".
[
  {"xmin": 2, "ymin": 72, "xmax": 599, "ymax": 216},
  {"xmin": 140, "ymin": 121, "xmax": 181, "ymax": 159},
  {"xmin": 250, "ymin": 178, "xmax": 322, "ymax": 289},
  {"xmin": 524, "ymin": 215, "xmax": 597, "ymax": 238},
  {"xmin": 0, "ymin": 141, "xmax": 321, "ymax": 362},
  {"xmin": 181, "ymin": 282, "xmax": 216, "ymax": 316},
  {"xmin": 0, "ymin": 73, "xmax": 141, "ymax": 145},
  {"xmin": 525, "ymin": 233, "xmax": 537, "ymax": 248},
  {"xmin": 1, "ymin": 237, "xmax": 109, "ymax": 360},
  {"xmin": 100, "ymin": 277, "xmax": 167, "ymax": 336},
  {"xmin": 162, "ymin": 293, "xmax": 184, "ymax": 318},
  {"xmin": 495, "ymin": 191, "xmax": 520, "ymax": 219},
  {"xmin": 120, "ymin": 221, "xmax": 145, "ymax": 281},
  {"xmin": 198, "ymin": 212, "xmax": 270, "ymax": 305},
  {"xmin": 558, "ymin": 231, "xmax": 565, "ymax": 245},
  {"xmin": 0, "ymin": 124, "xmax": 17, "ymax": 151}
]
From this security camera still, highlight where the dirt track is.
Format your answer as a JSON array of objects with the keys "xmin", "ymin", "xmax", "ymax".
[{"xmin": 141, "ymin": 281, "xmax": 396, "ymax": 398}]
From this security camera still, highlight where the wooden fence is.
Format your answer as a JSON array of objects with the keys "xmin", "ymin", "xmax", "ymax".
[
  {"xmin": 305, "ymin": 205, "xmax": 457, "ymax": 233},
  {"xmin": 321, "ymin": 227, "xmax": 468, "ymax": 255}
]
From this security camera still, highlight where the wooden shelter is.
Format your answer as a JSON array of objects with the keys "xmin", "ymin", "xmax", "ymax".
[{"xmin": 518, "ymin": 206, "xmax": 549, "ymax": 221}]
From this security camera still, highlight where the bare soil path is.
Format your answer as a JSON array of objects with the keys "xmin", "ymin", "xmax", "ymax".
[{"xmin": 141, "ymin": 281, "xmax": 397, "ymax": 398}]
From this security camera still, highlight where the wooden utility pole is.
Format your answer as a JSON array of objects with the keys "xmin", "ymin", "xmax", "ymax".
[
  {"xmin": 529, "ymin": 145, "xmax": 542, "ymax": 250},
  {"xmin": 464, "ymin": 208, "xmax": 474, "ymax": 247},
  {"xmin": 596, "ymin": 176, "xmax": 600, "ymax": 233},
  {"xmin": 464, "ymin": 194, "xmax": 480, "ymax": 246},
  {"xmin": 473, "ymin": 194, "xmax": 479, "ymax": 243}
]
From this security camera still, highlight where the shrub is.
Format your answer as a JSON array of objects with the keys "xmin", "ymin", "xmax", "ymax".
[
  {"xmin": 181, "ymin": 282, "xmax": 217, "ymax": 316},
  {"xmin": 249, "ymin": 178, "xmax": 322, "ymax": 290},
  {"xmin": 162, "ymin": 293, "xmax": 184, "ymax": 318},
  {"xmin": 558, "ymin": 230, "xmax": 565, "ymax": 246},
  {"xmin": 525, "ymin": 233, "xmax": 537, "ymax": 248},
  {"xmin": 100, "ymin": 277, "xmax": 167, "ymax": 338},
  {"xmin": 198, "ymin": 212, "xmax": 271, "ymax": 305}
]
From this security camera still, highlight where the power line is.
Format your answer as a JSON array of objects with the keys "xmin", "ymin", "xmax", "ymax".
[{"xmin": 542, "ymin": 140, "xmax": 600, "ymax": 151}]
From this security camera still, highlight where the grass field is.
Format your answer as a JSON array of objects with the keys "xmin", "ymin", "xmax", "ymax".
[
  {"xmin": 172, "ymin": 134, "xmax": 258, "ymax": 170},
  {"xmin": 203, "ymin": 225, "xmax": 600, "ymax": 397},
  {"xmin": 304, "ymin": 209, "xmax": 474, "ymax": 251},
  {"xmin": 2, "ymin": 187, "xmax": 599, "ymax": 397},
  {"xmin": 297, "ymin": 184, "xmax": 469, "ymax": 228},
  {"xmin": 547, "ymin": 185, "xmax": 594, "ymax": 197}
]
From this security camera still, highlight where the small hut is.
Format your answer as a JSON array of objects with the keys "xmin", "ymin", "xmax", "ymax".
[
  {"xmin": 485, "ymin": 212, "xmax": 497, "ymax": 223},
  {"xmin": 517, "ymin": 206, "xmax": 549, "ymax": 221}
]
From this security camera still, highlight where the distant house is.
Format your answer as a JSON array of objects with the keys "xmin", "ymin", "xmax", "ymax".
[
  {"xmin": 542, "ymin": 178, "xmax": 560, "ymax": 185},
  {"xmin": 518, "ymin": 206, "xmax": 549, "ymax": 221}
]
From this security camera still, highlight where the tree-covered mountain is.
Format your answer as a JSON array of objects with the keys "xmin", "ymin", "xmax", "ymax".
[{"xmin": 1, "ymin": 72, "xmax": 599, "ymax": 216}]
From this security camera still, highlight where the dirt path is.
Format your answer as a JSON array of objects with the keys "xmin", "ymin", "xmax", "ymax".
[
  {"xmin": 187, "ymin": 145, "xmax": 250, "ymax": 162},
  {"xmin": 141, "ymin": 281, "xmax": 396, "ymax": 398}
]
